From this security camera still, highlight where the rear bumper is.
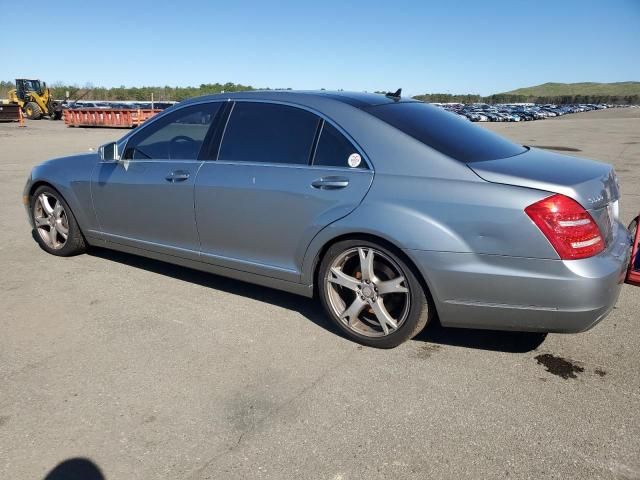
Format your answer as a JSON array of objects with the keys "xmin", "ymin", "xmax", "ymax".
[{"xmin": 406, "ymin": 221, "xmax": 631, "ymax": 333}]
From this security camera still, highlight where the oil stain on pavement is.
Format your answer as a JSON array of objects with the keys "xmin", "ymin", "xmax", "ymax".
[{"xmin": 535, "ymin": 353, "xmax": 584, "ymax": 379}]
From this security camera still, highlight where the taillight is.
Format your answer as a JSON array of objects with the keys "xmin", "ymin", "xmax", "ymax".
[{"xmin": 525, "ymin": 194, "xmax": 605, "ymax": 260}]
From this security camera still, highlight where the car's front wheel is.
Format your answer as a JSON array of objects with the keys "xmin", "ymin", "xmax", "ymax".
[
  {"xmin": 318, "ymin": 239, "xmax": 430, "ymax": 348},
  {"xmin": 30, "ymin": 186, "xmax": 86, "ymax": 256}
]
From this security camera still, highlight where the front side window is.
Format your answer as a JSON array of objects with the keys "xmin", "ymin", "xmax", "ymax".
[
  {"xmin": 313, "ymin": 122, "xmax": 366, "ymax": 169},
  {"xmin": 124, "ymin": 102, "xmax": 221, "ymax": 160},
  {"xmin": 219, "ymin": 102, "xmax": 319, "ymax": 165}
]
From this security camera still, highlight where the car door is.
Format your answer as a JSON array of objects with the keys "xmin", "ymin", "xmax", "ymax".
[
  {"xmin": 194, "ymin": 101, "xmax": 374, "ymax": 283},
  {"xmin": 91, "ymin": 101, "xmax": 221, "ymax": 258}
]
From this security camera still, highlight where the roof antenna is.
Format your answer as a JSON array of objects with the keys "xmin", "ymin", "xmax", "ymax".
[{"xmin": 385, "ymin": 88, "xmax": 402, "ymax": 99}]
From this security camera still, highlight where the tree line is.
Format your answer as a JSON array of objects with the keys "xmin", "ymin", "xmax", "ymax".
[
  {"xmin": 1, "ymin": 80, "xmax": 637, "ymax": 104},
  {"xmin": 56, "ymin": 82, "xmax": 260, "ymax": 101},
  {"xmin": 0, "ymin": 81, "xmax": 260, "ymax": 102}
]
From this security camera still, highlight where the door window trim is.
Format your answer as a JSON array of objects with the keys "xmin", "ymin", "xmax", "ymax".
[
  {"xmin": 200, "ymin": 100, "xmax": 233, "ymax": 161},
  {"xmin": 212, "ymin": 99, "xmax": 373, "ymax": 171},
  {"xmin": 308, "ymin": 119, "xmax": 324, "ymax": 165}
]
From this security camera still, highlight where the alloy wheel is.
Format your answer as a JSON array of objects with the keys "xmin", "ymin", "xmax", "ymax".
[
  {"xmin": 33, "ymin": 192, "xmax": 69, "ymax": 250},
  {"xmin": 326, "ymin": 247, "xmax": 411, "ymax": 337}
]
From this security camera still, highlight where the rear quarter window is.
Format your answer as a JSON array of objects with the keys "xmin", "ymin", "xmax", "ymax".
[
  {"xmin": 313, "ymin": 122, "xmax": 366, "ymax": 169},
  {"xmin": 365, "ymin": 102, "xmax": 526, "ymax": 163}
]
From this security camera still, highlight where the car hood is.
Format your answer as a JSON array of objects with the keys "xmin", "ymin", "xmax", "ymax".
[
  {"xmin": 467, "ymin": 147, "xmax": 619, "ymax": 211},
  {"xmin": 39, "ymin": 151, "xmax": 97, "ymax": 166}
]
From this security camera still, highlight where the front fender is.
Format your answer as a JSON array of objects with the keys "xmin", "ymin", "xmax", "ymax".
[{"xmin": 28, "ymin": 153, "xmax": 100, "ymax": 234}]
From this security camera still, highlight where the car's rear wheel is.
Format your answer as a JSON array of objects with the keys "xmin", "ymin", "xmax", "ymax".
[
  {"xmin": 318, "ymin": 239, "xmax": 430, "ymax": 348},
  {"xmin": 31, "ymin": 186, "xmax": 86, "ymax": 256}
]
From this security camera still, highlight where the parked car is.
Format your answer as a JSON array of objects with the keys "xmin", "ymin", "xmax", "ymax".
[
  {"xmin": 153, "ymin": 101, "xmax": 177, "ymax": 110},
  {"xmin": 64, "ymin": 102, "xmax": 96, "ymax": 109},
  {"xmin": 23, "ymin": 91, "xmax": 632, "ymax": 348},
  {"xmin": 108, "ymin": 103, "xmax": 133, "ymax": 109},
  {"xmin": 65, "ymin": 102, "xmax": 111, "ymax": 109},
  {"xmin": 435, "ymin": 102, "xmax": 623, "ymax": 122}
]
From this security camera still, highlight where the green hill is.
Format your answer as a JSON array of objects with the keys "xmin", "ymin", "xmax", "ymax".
[{"xmin": 500, "ymin": 82, "xmax": 640, "ymax": 97}]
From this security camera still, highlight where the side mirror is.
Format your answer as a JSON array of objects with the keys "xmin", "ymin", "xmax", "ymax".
[{"xmin": 98, "ymin": 142, "xmax": 120, "ymax": 162}]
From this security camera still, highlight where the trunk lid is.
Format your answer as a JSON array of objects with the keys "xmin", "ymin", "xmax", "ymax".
[{"xmin": 468, "ymin": 147, "xmax": 621, "ymax": 244}]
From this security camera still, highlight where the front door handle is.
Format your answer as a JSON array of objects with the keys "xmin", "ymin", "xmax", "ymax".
[
  {"xmin": 165, "ymin": 170, "xmax": 190, "ymax": 182},
  {"xmin": 311, "ymin": 176, "xmax": 349, "ymax": 190}
]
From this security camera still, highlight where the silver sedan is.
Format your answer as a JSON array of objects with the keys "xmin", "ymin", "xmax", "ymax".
[{"xmin": 23, "ymin": 91, "xmax": 632, "ymax": 348}]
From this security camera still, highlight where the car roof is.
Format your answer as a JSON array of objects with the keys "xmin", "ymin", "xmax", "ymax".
[{"xmin": 179, "ymin": 90, "xmax": 419, "ymax": 109}]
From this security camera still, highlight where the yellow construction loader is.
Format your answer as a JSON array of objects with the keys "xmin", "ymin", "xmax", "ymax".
[{"xmin": 7, "ymin": 79, "xmax": 62, "ymax": 120}]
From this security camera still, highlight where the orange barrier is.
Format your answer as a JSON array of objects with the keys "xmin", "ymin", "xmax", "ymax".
[{"xmin": 63, "ymin": 108, "xmax": 162, "ymax": 128}]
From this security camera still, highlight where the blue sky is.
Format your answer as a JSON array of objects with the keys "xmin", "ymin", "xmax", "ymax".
[{"xmin": 2, "ymin": 0, "xmax": 638, "ymax": 96}]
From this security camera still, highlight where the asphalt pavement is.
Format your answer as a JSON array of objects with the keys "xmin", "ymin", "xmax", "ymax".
[{"xmin": 1, "ymin": 108, "xmax": 639, "ymax": 479}]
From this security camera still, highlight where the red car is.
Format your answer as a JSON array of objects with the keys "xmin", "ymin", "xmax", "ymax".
[{"xmin": 627, "ymin": 216, "xmax": 640, "ymax": 286}]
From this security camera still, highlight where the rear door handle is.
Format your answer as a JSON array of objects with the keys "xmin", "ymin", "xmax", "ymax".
[
  {"xmin": 165, "ymin": 170, "xmax": 190, "ymax": 182},
  {"xmin": 311, "ymin": 176, "xmax": 349, "ymax": 190}
]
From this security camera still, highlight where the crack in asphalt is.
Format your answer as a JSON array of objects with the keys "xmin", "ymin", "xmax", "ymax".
[{"xmin": 186, "ymin": 348, "xmax": 358, "ymax": 480}]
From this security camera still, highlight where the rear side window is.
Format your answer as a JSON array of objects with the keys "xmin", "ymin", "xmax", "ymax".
[
  {"xmin": 219, "ymin": 102, "xmax": 319, "ymax": 165},
  {"xmin": 313, "ymin": 122, "xmax": 366, "ymax": 169},
  {"xmin": 365, "ymin": 102, "xmax": 527, "ymax": 163},
  {"xmin": 124, "ymin": 102, "xmax": 220, "ymax": 160}
]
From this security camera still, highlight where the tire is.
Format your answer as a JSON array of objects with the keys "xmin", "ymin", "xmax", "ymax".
[
  {"xmin": 30, "ymin": 186, "xmax": 86, "ymax": 257},
  {"xmin": 48, "ymin": 102, "xmax": 62, "ymax": 120},
  {"xmin": 318, "ymin": 239, "xmax": 430, "ymax": 348},
  {"xmin": 24, "ymin": 102, "xmax": 43, "ymax": 120}
]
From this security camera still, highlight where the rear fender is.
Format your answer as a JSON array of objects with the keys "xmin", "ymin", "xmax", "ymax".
[
  {"xmin": 300, "ymin": 184, "xmax": 557, "ymax": 286},
  {"xmin": 301, "ymin": 174, "xmax": 560, "ymax": 286}
]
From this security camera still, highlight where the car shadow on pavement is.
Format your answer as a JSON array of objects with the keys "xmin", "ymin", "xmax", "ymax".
[
  {"xmin": 415, "ymin": 320, "xmax": 547, "ymax": 353},
  {"xmin": 88, "ymin": 247, "xmax": 547, "ymax": 353},
  {"xmin": 88, "ymin": 247, "xmax": 344, "ymax": 337}
]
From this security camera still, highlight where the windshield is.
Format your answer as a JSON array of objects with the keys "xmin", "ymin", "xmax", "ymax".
[
  {"xmin": 24, "ymin": 80, "xmax": 42, "ymax": 93},
  {"xmin": 365, "ymin": 102, "xmax": 527, "ymax": 163}
]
